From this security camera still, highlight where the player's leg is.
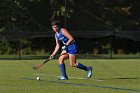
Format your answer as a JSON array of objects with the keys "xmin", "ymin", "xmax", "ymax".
[
  {"xmin": 69, "ymin": 54, "xmax": 92, "ymax": 79},
  {"xmin": 58, "ymin": 50, "xmax": 69, "ymax": 80}
]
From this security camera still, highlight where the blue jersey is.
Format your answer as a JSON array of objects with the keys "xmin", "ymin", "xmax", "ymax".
[{"xmin": 55, "ymin": 28, "xmax": 79, "ymax": 54}]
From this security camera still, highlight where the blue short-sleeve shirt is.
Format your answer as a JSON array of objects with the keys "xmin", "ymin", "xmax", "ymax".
[{"xmin": 56, "ymin": 28, "xmax": 79, "ymax": 54}]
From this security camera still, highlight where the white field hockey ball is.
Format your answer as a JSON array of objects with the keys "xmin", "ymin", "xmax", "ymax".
[{"xmin": 36, "ymin": 77, "xmax": 40, "ymax": 80}]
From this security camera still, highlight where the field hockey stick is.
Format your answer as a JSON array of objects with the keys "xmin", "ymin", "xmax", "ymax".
[
  {"xmin": 32, "ymin": 53, "xmax": 67, "ymax": 70},
  {"xmin": 32, "ymin": 58, "xmax": 51, "ymax": 70}
]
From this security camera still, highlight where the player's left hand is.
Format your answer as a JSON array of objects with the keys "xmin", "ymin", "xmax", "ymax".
[{"xmin": 62, "ymin": 45, "xmax": 67, "ymax": 50}]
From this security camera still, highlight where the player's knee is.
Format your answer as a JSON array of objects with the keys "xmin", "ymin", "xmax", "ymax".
[
  {"xmin": 70, "ymin": 63, "xmax": 77, "ymax": 67},
  {"xmin": 70, "ymin": 64, "xmax": 74, "ymax": 67},
  {"xmin": 58, "ymin": 56, "xmax": 65, "ymax": 64},
  {"xmin": 58, "ymin": 57, "xmax": 63, "ymax": 63}
]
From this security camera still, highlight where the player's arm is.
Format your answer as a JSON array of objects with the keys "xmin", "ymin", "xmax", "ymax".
[
  {"xmin": 50, "ymin": 35, "xmax": 60, "ymax": 58},
  {"xmin": 62, "ymin": 28, "xmax": 74, "ymax": 46}
]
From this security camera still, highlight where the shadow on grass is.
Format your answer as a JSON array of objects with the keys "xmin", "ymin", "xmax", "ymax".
[
  {"xmin": 21, "ymin": 77, "xmax": 140, "ymax": 92},
  {"xmin": 98, "ymin": 77, "xmax": 140, "ymax": 80}
]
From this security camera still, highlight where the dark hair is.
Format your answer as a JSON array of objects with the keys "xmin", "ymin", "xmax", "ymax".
[{"xmin": 51, "ymin": 20, "xmax": 60, "ymax": 26}]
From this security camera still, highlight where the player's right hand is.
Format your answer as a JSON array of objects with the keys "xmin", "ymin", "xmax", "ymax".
[{"xmin": 49, "ymin": 55, "xmax": 54, "ymax": 59}]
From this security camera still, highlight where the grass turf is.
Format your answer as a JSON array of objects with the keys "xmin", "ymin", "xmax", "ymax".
[{"xmin": 0, "ymin": 59, "xmax": 140, "ymax": 93}]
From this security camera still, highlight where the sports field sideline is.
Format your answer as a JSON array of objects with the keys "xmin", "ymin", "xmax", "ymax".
[{"xmin": 0, "ymin": 59, "xmax": 139, "ymax": 93}]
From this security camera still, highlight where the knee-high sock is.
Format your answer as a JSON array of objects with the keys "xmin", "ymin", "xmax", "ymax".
[
  {"xmin": 76, "ymin": 63, "xmax": 88, "ymax": 71},
  {"xmin": 59, "ymin": 64, "xmax": 67, "ymax": 77}
]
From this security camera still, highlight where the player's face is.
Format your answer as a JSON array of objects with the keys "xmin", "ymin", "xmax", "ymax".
[{"xmin": 52, "ymin": 25, "xmax": 59, "ymax": 32}]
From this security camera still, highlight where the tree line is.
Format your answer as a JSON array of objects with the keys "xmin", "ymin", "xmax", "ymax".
[
  {"xmin": 1, "ymin": 0, "xmax": 140, "ymax": 31},
  {"xmin": 0, "ymin": 0, "xmax": 140, "ymax": 55}
]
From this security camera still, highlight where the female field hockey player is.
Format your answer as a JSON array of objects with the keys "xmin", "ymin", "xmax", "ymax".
[{"xmin": 50, "ymin": 20, "xmax": 92, "ymax": 80}]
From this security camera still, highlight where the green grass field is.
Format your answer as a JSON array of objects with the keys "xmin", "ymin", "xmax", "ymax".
[{"xmin": 0, "ymin": 59, "xmax": 140, "ymax": 93}]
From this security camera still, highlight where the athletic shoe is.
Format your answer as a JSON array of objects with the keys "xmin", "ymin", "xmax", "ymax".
[
  {"xmin": 57, "ymin": 76, "xmax": 68, "ymax": 80},
  {"xmin": 87, "ymin": 67, "xmax": 92, "ymax": 79}
]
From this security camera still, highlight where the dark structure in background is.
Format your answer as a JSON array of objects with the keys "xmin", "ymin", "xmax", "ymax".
[{"xmin": 0, "ymin": 30, "xmax": 140, "ymax": 59}]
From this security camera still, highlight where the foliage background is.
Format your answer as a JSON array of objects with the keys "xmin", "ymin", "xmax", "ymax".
[{"xmin": 0, "ymin": 0, "xmax": 140, "ymax": 55}]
